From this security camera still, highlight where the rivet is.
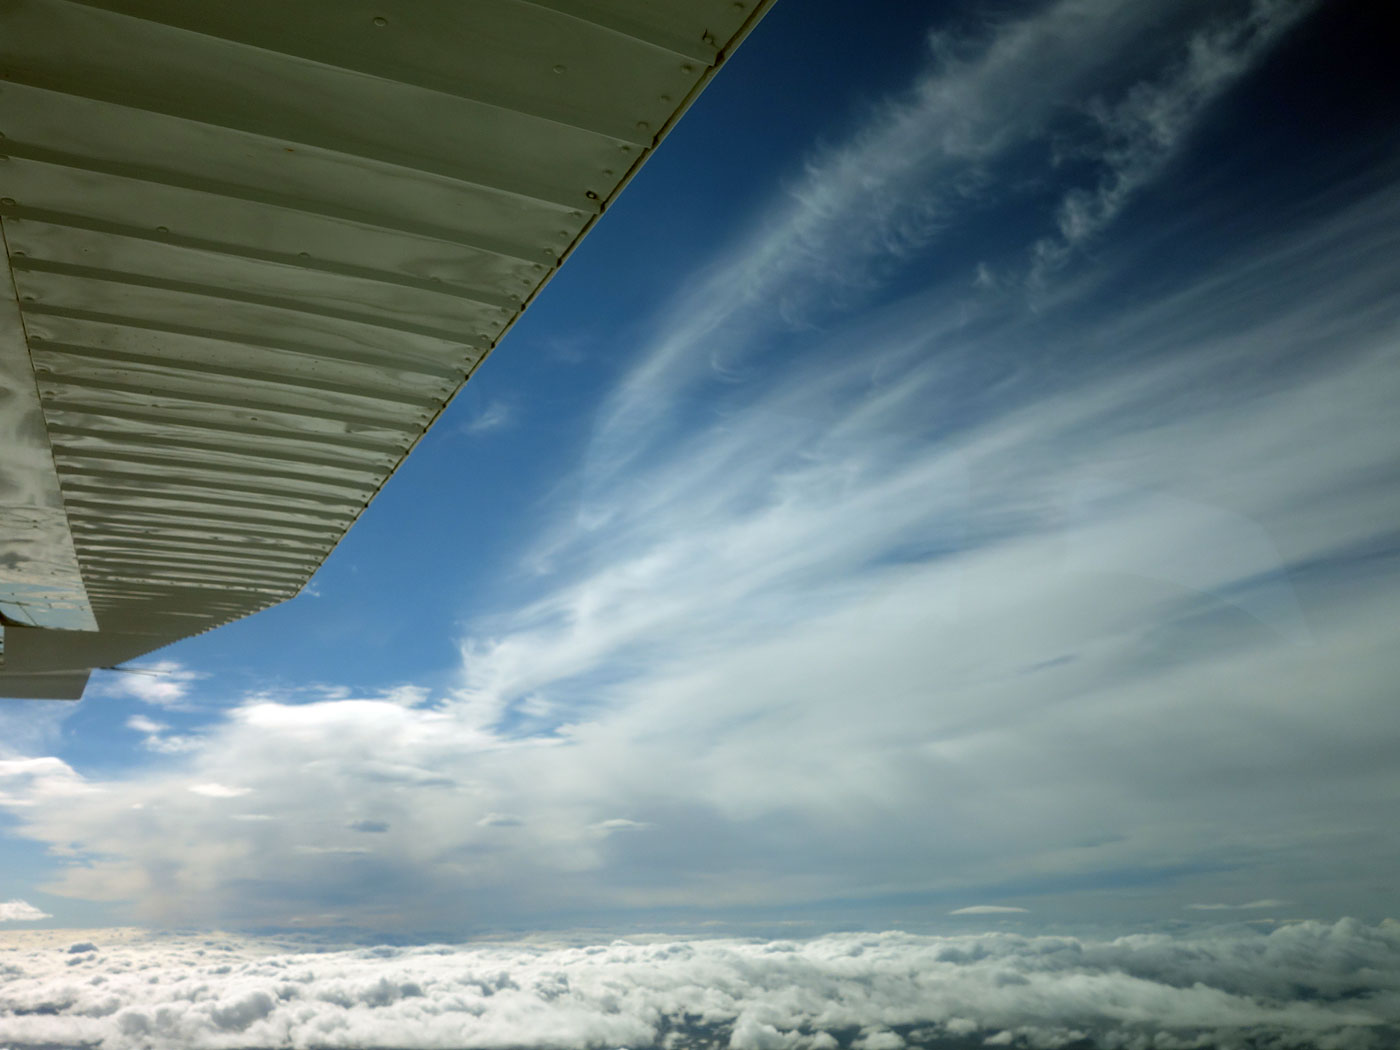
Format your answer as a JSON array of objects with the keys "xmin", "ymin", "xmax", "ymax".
[
  {"xmin": 543, "ymin": 248, "xmax": 555, "ymax": 257},
  {"xmin": 659, "ymin": 95, "xmax": 672, "ymax": 104},
  {"xmin": 11, "ymin": 249, "xmax": 24, "ymax": 257},
  {"xmin": 156, "ymin": 225, "xmax": 169, "ymax": 233},
  {"xmin": 552, "ymin": 64, "xmax": 566, "ymax": 74},
  {"xmin": 681, "ymin": 64, "xmax": 695, "ymax": 74},
  {"xmin": 635, "ymin": 121, "xmax": 649, "ymax": 133},
  {"xmin": 0, "ymin": 197, "xmax": 15, "ymax": 206},
  {"xmin": 297, "ymin": 251, "xmax": 310, "ymax": 258},
  {"xmin": 584, "ymin": 190, "xmax": 599, "ymax": 200},
  {"xmin": 532, "ymin": 264, "xmax": 543, "ymax": 272},
  {"xmin": 602, "ymin": 169, "xmax": 614, "ymax": 177},
  {"xmin": 372, "ymin": 15, "xmax": 387, "ymax": 26},
  {"xmin": 702, "ymin": 32, "xmax": 716, "ymax": 46},
  {"xmin": 620, "ymin": 145, "xmax": 631, "ymax": 153}
]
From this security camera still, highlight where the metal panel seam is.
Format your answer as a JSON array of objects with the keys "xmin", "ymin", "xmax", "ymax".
[
  {"xmin": 51, "ymin": 0, "xmax": 660, "ymax": 146},
  {"xmin": 269, "ymin": 0, "xmax": 782, "ymax": 602}
]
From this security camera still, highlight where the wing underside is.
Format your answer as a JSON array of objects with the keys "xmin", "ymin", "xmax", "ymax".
[{"xmin": 0, "ymin": 0, "xmax": 775, "ymax": 696}]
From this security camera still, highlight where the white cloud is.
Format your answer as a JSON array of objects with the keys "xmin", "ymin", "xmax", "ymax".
[
  {"xmin": 0, "ymin": 898, "xmax": 49, "ymax": 922},
  {"xmin": 588, "ymin": 0, "xmax": 1316, "ymax": 478},
  {"xmin": 0, "ymin": 923, "xmax": 1396, "ymax": 1049},
  {"xmin": 188, "ymin": 783, "xmax": 252, "ymax": 799},
  {"xmin": 0, "ymin": 756, "xmax": 94, "ymax": 808},
  {"xmin": 297, "ymin": 845, "xmax": 371, "ymax": 855},
  {"xmin": 463, "ymin": 398, "xmax": 514, "ymax": 434},
  {"xmin": 144, "ymin": 734, "xmax": 203, "ymax": 754},
  {"xmin": 125, "ymin": 714, "xmax": 167, "ymax": 735},
  {"xmin": 949, "ymin": 906, "xmax": 1029, "ymax": 915},
  {"xmin": 1031, "ymin": 0, "xmax": 1317, "ymax": 277},
  {"xmin": 477, "ymin": 813, "xmax": 524, "ymax": 827},
  {"xmin": 591, "ymin": 818, "xmax": 651, "ymax": 832},
  {"xmin": 96, "ymin": 661, "xmax": 206, "ymax": 707},
  {"xmin": 0, "ymin": 702, "xmax": 74, "ymax": 759},
  {"xmin": 126, "ymin": 713, "xmax": 204, "ymax": 755},
  {"xmin": 588, "ymin": 0, "xmax": 1188, "ymax": 476}
]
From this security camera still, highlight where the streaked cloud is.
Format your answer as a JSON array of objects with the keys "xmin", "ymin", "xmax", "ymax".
[
  {"xmin": 125, "ymin": 713, "xmax": 202, "ymax": 755},
  {"xmin": 590, "ymin": 817, "xmax": 651, "ymax": 834},
  {"xmin": 477, "ymin": 813, "xmax": 524, "ymax": 828},
  {"xmin": 96, "ymin": 660, "xmax": 206, "ymax": 708},
  {"xmin": 1030, "ymin": 0, "xmax": 1317, "ymax": 277},
  {"xmin": 589, "ymin": 0, "xmax": 1316, "ymax": 472},
  {"xmin": 188, "ymin": 783, "xmax": 252, "ymax": 799},
  {"xmin": 463, "ymin": 397, "xmax": 514, "ymax": 434},
  {"xmin": 949, "ymin": 906, "xmax": 1030, "ymax": 915},
  {"xmin": 124, "ymin": 715, "xmax": 167, "ymax": 735}
]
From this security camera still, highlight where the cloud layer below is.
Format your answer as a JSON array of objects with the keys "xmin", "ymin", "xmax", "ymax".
[{"xmin": 2, "ymin": 921, "xmax": 1399, "ymax": 1050}]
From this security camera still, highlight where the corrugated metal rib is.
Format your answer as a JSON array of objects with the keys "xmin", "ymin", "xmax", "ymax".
[
  {"xmin": 0, "ymin": 0, "xmax": 775, "ymax": 669},
  {"xmin": 46, "ymin": 0, "xmax": 707, "ymax": 143}
]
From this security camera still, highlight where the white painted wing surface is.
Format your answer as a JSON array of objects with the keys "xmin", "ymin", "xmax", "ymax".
[{"xmin": 0, "ymin": 0, "xmax": 776, "ymax": 697}]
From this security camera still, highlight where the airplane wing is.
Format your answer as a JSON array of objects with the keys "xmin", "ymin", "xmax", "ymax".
[{"xmin": 0, "ymin": 0, "xmax": 776, "ymax": 698}]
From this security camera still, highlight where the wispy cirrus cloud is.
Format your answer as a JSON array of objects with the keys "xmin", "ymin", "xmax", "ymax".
[
  {"xmin": 949, "ymin": 906, "xmax": 1030, "ymax": 915},
  {"xmin": 462, "ymin": 397, "xmax": 514, "ymax": 434},
  {"xmin": 1031, "ymin": 0, "xmax": 1317, "ymax": 277},
  {"xmin": 590, "ymin": 0, "xmax": 1317, "ymax": 470}
]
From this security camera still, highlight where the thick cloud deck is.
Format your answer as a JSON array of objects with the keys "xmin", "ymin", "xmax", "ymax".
[{"xmin": 2, "ymin": 920, "xmax": 1398, "ymax": 1049}]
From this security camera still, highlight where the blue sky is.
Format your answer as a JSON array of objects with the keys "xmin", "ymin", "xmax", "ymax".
[{"xmin": 1, "ymin": 0, "xmax": 1398, "ymax": 945}]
